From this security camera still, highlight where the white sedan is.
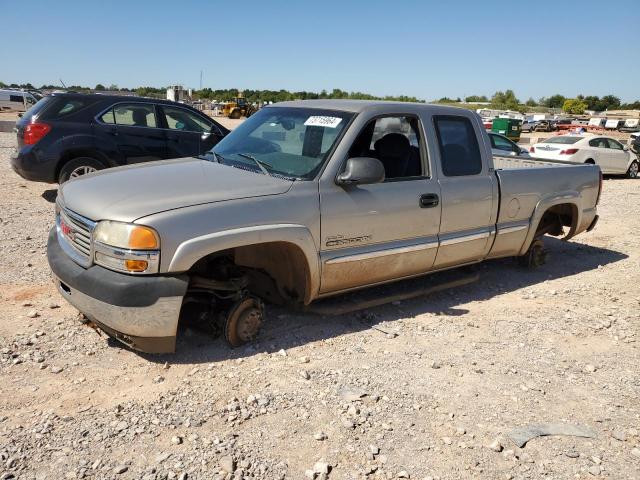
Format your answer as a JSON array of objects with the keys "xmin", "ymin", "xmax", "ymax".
[{"xmin": 530, "ymin": 135, "xmax": 639, "ymax": 178}]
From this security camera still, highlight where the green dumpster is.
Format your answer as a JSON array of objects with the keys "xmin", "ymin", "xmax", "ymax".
[{"xmin": 491, "ymin": 118, "xmax": 522, "ymax": 141}]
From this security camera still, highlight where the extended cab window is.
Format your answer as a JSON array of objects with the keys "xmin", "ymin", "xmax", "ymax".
[
  {"xmin": 348, "ymin": 116, "xmax": 424, "ymax": 179},
  {"xmin": 163, "ymin": 106, "xmax": 212, "ymax": 133},
  {"xmin": 106, "ymin": 104, "xmax": 157, "ymax": 128},
  {"xmin": 434, "ymin": 116, "xmax": 482, "ymax": 176}
]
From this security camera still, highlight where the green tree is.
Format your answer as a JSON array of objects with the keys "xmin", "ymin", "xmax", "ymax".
[
  {"xmin": 525, "ymin": 97, "xmax": 537, "ymax": 107},
  {"xmin": 94, "ymin": 84, "xmax": 105, "ymax": 91},
  {"xmin": 543, "ymin": 94, "xmax": 566, "ymax": 109},
  {"xmin": 465, "ymin": 95, "xmax": 488, "ymax": 103},
  {"xmin": 562, "ymin": 99, "xmax": 588, "ymax": 114},
  {"xmin": 600, "ymin": 95, "xmax": 621, "ymax": 110},
  {"xmin": 491, "ymin": 90, "xmax": 520, "ymax": 110}
]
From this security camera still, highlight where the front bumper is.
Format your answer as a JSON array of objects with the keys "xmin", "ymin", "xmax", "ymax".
[{"xmin": 47, "ymin": 228, "xmax": 189, "ymax": 353}]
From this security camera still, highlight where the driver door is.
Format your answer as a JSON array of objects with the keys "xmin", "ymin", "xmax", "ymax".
[{"xmin": 318, "ymin": 115, "xmax": 441, "ymax": 294}]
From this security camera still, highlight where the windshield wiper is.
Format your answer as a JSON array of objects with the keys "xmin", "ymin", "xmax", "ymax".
[{"xmin": 237, "ymin": 153, "xmax": 272, "ymax": 176}]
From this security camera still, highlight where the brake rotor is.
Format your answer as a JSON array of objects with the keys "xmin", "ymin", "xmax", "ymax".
[{"xmin": 224, "ymin": 297, "xmax": 264, "ymax": 347}]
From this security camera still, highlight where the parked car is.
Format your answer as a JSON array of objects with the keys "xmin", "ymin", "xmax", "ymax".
[
  {"xmin": 629, "ymin": 132, "xmax": 640, "ymax": 155},
  {"xmin": 488, "ymin": 132, "xmax": 530, "ymax": 157},
  {"xmin": 11, "ymin": 93, "xmax": 229, "ymax": 183},
  {"xmin": 530, "ymin": 135, "xmax": 638, "ymax": 178},
  {"xmin": 0, "ymin": 89, "xmax": 39, "ymax": 112},
  {"xmin": 533, "ymin": 120, "xmax": 557, "ymax": 132},
  {"xmin": 520, "ymin": 120, "xmax": 538, "ymax": 133},
  {"xmin": 619, "ymin": 119, "xmax": 639, "ymax": 133},
  {"xmin": 47, "ymin": 100, "xmax": 601, "ymax": 353}
]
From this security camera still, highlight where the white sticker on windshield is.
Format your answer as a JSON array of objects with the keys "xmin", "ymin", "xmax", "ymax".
[{"xmin": 304, "ymin": 116, "xmax": 342, "ymax": 128}]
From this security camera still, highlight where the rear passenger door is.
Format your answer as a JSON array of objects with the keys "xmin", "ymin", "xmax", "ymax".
[
  {"xmin": 97, "ymin": 103, "xmax": 167, "ymax": 164},
  {"xmin": 588, "ymin": 138, "xmax": 610, "ymax": 170},
  {"xmin": 432, "ymin": 115, "xmax": 497, "ymax": 268},
  {"xmin": 159, "ymin": 105, "xmax": 226, "ymax": 158}
]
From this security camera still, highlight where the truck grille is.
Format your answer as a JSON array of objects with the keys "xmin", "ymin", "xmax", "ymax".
[{"xmin": 57, "ymin": 208, "xmax": 96, "ymax": 266}]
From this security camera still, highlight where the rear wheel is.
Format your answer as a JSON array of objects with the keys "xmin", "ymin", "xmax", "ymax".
[
  {"xmin": 518, "ymin": 238, "xmax": 547, "ymax": 269},
  {"xmin": 229, "ymin": 109, "xmax": 242, "ymax": 119},
  {"xmin": 58, "ymin": 157, "xmax": 105, "ymax": 183},
  {"xmin": 627, "ymin": 160, "xmax": 639, "ymax": 179}
]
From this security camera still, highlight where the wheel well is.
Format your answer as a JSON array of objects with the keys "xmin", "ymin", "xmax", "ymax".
[
  {"xmin": 188, "ymin": 242, "xmax": 311, "ymax": 305},
  {"xmin": 55, "ymin": 150, "xmax": 111, "ymax": 179},
  {"xmin": 584, "ymin": 158, "xmax": 595, "ymax": 164},
  {"xmin": 535, "ymin": 203, "xmax": 578, "ymax": 238}
]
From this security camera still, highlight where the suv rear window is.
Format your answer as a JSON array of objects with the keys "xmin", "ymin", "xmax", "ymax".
[{"xmin": 19, "ymin": 97, "xmax": 53, "ymax": 123}]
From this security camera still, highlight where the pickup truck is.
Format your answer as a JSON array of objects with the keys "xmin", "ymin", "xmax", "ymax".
[{"xmin": 47, "ymin": 100, "xmax": 601, "ymax": 353}]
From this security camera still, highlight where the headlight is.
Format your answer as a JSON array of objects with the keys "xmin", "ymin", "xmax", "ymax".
[{"xmin": 93, "ymin": 221, "xmax": 160, "ymax": 274}]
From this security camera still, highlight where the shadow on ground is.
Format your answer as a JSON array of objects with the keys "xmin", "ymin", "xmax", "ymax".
[
  {"xmin": 113, "ymin": 237, "xmax": 626, "ymax": 364},
  {"xmin": 41, "ymin": 189, "xmax": 58, "ymax": 203}
]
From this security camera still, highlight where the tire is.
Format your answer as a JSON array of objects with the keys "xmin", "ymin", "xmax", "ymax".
[
  {"xmin": 229, "ymin": 109, "xmax": 241, "ymax": 119},
  {"xmin": 58, "ymin": 157, "xmax": 106, "ymax": 184},
  {"xmin": 627, "ymin": 160, "xmax": 639, "ymax": 179}
]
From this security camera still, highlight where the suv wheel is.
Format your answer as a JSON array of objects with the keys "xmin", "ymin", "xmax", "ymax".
[
  {"xmin": 58, "ymin": 157, "xmax": 105, "ymax": 183},
  {"xmin": 627, "ymin": 160, "xmax": 639, "ymax": 179}
]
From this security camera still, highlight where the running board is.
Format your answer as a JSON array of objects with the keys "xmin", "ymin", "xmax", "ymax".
[{"xmin": 305, "ymin": 270, "xmax": 479, "ymax": 316}]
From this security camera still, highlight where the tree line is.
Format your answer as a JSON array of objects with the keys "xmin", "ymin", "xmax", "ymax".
[
  {"xmin": 2, "ymin": 81, "xmax": 639, "ymax": 112},
  {"xmin": 453, "ymin": 91, "xmax": 639, "ymax": 114}
]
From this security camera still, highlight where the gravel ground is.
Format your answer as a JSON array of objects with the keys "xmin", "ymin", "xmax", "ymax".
[{"xmin": 1, "ymin": 130, "xmax": 639, "ymax": 480}]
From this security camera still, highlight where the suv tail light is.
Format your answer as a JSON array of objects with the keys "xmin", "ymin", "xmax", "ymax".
[
  {"xmin": 529, "ymin": 146, "xmax": 535, "ymax": 153},
  {"xmin": 23, "ymin": 122, "xmax": 51, "ymax": 145},
  {"xmin": 559, "ymin": 148, "xmax": 579, "ymax": 155}
]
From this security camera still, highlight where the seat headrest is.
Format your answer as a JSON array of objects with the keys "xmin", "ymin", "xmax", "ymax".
[
  {"xmin": 131, "ymin": 109, "xmax": 148, "ymax": 127},
  {"xmin": 374, "ymin": 133, "xmax": 410, "ymax": 158}
]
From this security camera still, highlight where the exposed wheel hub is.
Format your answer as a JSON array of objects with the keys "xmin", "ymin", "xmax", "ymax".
[{"xmin": 224, "ymin": 296, "xmax": 264, "ymax": 347}]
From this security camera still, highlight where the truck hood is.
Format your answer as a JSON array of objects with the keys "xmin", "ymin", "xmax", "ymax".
[{"xmin": 60, "ymin": 158, "xmax": 294, "ymax": 222}]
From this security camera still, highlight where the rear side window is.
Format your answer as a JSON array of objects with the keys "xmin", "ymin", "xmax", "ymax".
[
  {"xmin": 9, "ymin": 95, "xmax": 22, "ymax": 103},
  {"xmin": 434, "ymin": 116, "xmax": 482, "ymax": 176},
  {"xmin": 110, "ymin": 104, "xmax": 157, "ymax": 128}
]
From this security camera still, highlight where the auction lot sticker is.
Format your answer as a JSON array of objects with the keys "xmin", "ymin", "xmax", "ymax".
[{"xmin": 304, "ymin": 116, "xmax": 343, "ymax": 128}]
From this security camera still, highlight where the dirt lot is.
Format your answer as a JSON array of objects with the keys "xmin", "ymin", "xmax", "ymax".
[{"xmin": 1, "ymin": 127, "xmax": 639, "ymax": 480}]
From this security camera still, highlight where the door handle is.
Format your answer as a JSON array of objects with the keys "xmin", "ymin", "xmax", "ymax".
[{"xmin": 419, "ymin": 193, "xmax": 439, "ymax": 208}]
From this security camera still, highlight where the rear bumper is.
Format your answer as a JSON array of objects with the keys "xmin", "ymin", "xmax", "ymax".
[
  {"xmin": 47, "ymin": 228, "xmax": 189, "ymax": 353},
  {"xmin": 11, "ymin": 147, "xmax": 57, "ymax": 183}
]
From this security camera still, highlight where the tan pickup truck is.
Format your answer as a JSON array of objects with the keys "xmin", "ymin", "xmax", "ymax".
[{"xmin": 47, "ymin": 100, "xmax": 601, "ymax": 353}]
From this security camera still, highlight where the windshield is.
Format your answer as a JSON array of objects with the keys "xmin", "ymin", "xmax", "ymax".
[
  {"xmin": 211, "ymin": 107, "xmax": 353, "ymax": 180},
  {"xmin": 542, "ymin": 136, "xmax": 581, "ymax": 145}
]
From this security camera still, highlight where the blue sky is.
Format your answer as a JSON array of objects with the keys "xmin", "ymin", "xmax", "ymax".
[{"xmin": 3, "ymin": 0, "xmax": 638, "ymax": 101}]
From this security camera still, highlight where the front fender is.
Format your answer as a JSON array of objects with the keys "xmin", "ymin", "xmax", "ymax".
[{"xmin": 167, "ymin": 223, "xmax": 320, "ymax": 303}]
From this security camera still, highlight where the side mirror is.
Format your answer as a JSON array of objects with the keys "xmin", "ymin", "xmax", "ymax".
[
  {"xmin": 623, "ymin": 145, "xmax": 629, "ymax": 151},
  {"xmin": 520, "ymin": 147, "xmax": 528, "ymax": 155},
  {"xmin": 336, "ymin": 157, "xmax": 385, "ymax": 186}
]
